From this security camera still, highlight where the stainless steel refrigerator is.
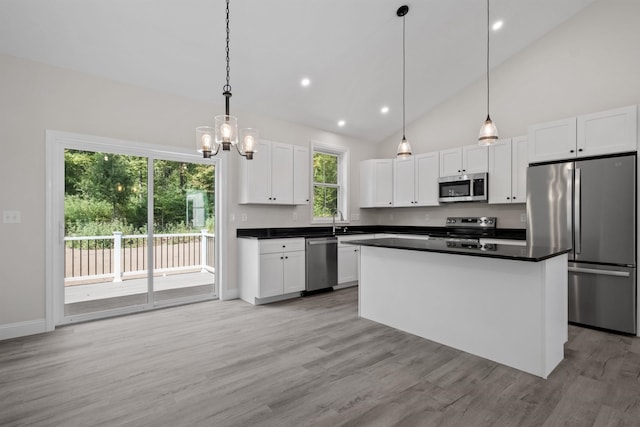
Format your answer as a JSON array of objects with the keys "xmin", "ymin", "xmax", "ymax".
[{"xmin": 527, "ymin": 154, "xmax": 637, "ymax": 334}]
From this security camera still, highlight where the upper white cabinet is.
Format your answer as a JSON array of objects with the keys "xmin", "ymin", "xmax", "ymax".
[
  {"xmin": 577, "ymin": 105, "xmax": 637, "ymax": 157},
  {"xmin": 439, "ymin": 145, "xmax": 488, "ymax": 177},
  {"xmin": 393, "ymin": 152, "xmax": 439, "ymax": 207},
  {"xmin": 360, "ymin": 159, "xmax": 393, "ymax": 208},
  {"xmin": 529, "ymin": 105, "xmax": 637, "ymax": 163},
  {"xmin": 488, "ymin": 136, "xmax": 528, "ymax": 204},
  {"xmin": 239, "ymin": 140, "xmax": 305, "ymax": 205},
  {"xmin": 293, "ymin": 145, "xmax": 310, "ymax": 205}
]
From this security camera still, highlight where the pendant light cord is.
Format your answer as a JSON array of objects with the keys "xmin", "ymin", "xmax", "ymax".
[
  {"xmin": 224, "ymin": 0, "xmax": 231, "ymax": 94},
  {"xmin": 486, "ymin": 0, "xmax": 490, "ymax": 119},
  {"xmin": 402, "ymin": 12, "xmax": 406, "ymax": 140}
]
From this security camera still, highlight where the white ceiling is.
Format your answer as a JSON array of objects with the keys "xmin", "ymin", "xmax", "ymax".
[{"xmin": 0, "ymin": 0, "xmax": 598, "ymax": 143}]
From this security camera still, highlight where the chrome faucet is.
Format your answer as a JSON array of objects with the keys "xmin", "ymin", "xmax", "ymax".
[{"xmin": 332, "ymin": 209, "xmax": 344, "ymax": 234}]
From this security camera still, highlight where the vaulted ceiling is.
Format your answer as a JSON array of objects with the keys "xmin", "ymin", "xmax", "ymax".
[{"xmin": 0, "ymin": 0, "xmax": 597, "ymax": 143}]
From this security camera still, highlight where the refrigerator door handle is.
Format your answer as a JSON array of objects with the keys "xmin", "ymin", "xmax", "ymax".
[
  {"xmin": 568, "ymin": 266, "xmax": 630, "ymax": 277},
  {"xmin": 574, "ymin": 167, "xmax": 581, "ymax": 254}
]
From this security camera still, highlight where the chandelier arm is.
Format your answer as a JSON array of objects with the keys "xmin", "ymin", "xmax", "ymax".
[{"xmin": 402, "ymin": 11, "xmax": 406, "ymax": 139}]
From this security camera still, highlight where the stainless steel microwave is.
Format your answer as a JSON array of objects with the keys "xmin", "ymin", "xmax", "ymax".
[{"xmin": 438, "ymin": 172, "xmax": 488, "ymax": 203}]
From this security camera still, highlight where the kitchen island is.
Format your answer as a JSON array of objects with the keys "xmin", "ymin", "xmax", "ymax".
[{"xmin": 347, "ymin": 238, "xmax": 571, "ymax": 378}]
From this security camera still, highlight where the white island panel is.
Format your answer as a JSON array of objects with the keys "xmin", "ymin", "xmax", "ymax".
[{"xmin": 358, "ymin": 246, "xmax": 567, "ymax": 378}]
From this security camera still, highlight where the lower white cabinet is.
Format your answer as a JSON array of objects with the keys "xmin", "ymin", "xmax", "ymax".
[
  {"xmin": 238, "ymin": 238, "xmax": 305, "ymax": 304},
  {"xmin": 337, "ymin": 234, "xmax": 375, "ymax": 285}
]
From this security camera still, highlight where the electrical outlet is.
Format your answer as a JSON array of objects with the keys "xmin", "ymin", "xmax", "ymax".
[
  {"xmin": 2, "ymin": 210, "xmax": 20, "ymax": 224},
  {"xmin": 241, "ymin": 213, "xmax": 248, "ymax": 222},
  {"xmin": 520, "ymin": 213, "xmax": 527, "ymax": 223}
]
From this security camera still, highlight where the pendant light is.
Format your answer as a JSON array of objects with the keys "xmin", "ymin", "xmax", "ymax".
[
  {"xmin": 478, "ymin": 0, "xmax": 498, "ymax": 146},
  {"xmin": 197, "ymin": 0, "xmax": 256, "ymax": 160},
  {"xmin": 396, "ymin": 5, "xmax": 412, "ymax": 158}
]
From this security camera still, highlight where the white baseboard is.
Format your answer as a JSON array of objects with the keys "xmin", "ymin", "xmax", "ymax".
[{"xmin": 0, "ymin": 319, "xmax": 49, "ymax": 341}]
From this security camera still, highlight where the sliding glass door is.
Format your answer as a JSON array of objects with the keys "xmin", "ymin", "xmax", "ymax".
[
  {"xmin": 59, "ymin": 141, "xmax": 218, "ymax": 323},
  {"xmin": 152, "ymin": 159, "xmax": 215, "ymax": 303}
]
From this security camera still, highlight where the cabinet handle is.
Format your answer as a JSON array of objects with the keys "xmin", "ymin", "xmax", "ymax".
[
  {"xmin": 389, "ymin": 202, "xmax": 392, "ymax": 205},
  {"xmin": 578, "ymin": 148, "xmax": 583, "ymax": 152},
  {"xmin": 458, "ymin": 169, "xmax": 461, "ymax": 173},
  {"xmin": 506, "ymin": 197, "xmax": 510, "ymax": 200},
  {"xmin": 512, "ymin": 196, "xmax": 516, "ymax": 200},
  {"xmin": 462, "ymin": 169, "xmax": 466, "ymax": 172},
  {"xmin": 280, "ymin": 257, "xmax": 283, "ymax": 260},
  {"xmin": 570, "ymin": 149, "xmax": 575, "ymax": 153},
  {"xmin": 285, "ymin": 256, "xmax": 288, "ymax": 259},
  {"xmin": 282, "ymin": 245, "xmax": 286, "ymax": 248}
]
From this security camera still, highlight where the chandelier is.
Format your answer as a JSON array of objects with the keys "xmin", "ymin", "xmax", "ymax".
[{"xmin": 197, "ymin": 0, "xmax": 257, "ymax": 160}]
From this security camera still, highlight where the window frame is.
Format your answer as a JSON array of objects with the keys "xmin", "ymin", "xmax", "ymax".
[{"xmin": 311, "ymin": 141, "xmax": 349, "ymax": 224}]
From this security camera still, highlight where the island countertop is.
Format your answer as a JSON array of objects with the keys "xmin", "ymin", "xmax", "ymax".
[{"xmin": 345, "ymin": 237, "xmax": 570, "ymax": 262}]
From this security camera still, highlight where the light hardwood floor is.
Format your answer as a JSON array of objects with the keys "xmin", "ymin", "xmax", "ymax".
[{"xmin": 1, "ymin": 287, "xmax": 639, "ymax": 427}]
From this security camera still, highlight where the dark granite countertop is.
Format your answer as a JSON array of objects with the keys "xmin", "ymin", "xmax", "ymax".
[
  {"xmin": 346, "ymin": 237, "xmax": 569, "ymax": 262},
  {"xmin": 236, "ymin": 226, "xmax": 526, "ymax": 240}
]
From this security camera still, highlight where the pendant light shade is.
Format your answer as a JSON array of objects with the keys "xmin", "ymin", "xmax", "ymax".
[
  {"xmin": 396, "ymin": 5, "xmax": 412, "ymax": 158},
  {"xmin": 196, "ymin": 0, "xmax": 256, "ymax": 160},
  {"xmin": 478, "ymin": 0, "xmax": 498, "ymax": 146}
]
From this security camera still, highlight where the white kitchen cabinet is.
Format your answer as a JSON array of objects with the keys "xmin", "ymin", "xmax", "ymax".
[
  {"xmin": 293, "ymin": 145, "xmax": 310, "ymax": 205},
  {"xmin": 360, "ymin": 159, "xmax": 393, "ymax": 208},
  {"xmin": 238, "ymin": 140, "xmax": 294, "ymax": 204},
  {"xmin": 528, "ymin": 105, "xmax": 637, "ymax": 163},
  {"xmin": 238, "ymin": 238, "xmax": 305, "ymax": 304},
  {"xmin": 528, "ymin": 117, "xmax": 576, "ymax": 164},
  {"xmin": 488, "ymin": 136, "xmax": 528, "ymax": 204},
  {"xmin": 394, "ymin": 152, "xmax": 439, "ymax": 207},
  {"xmin": 439, "ymin": 145, "xmax": 488, "ymax": 177},
  {"xmin": 337, "ymin": 234, "xmax": 375, "ymax": 286},
  {"xmin": 577, "ymin": 105, "xmax": 637, "ymax": 157}
]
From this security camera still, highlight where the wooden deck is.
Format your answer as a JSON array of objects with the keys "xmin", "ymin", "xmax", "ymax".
[{"xmin": 64, "ymin": 271, "xmax": 215, "ymax": 317}]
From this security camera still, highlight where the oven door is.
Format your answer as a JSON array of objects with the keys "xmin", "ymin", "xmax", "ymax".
[{"xmin": 438, "ymin": 176, "xmax": 472, "ymax": 202}]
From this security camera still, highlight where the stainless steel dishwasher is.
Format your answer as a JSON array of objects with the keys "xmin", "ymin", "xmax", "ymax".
[{"xmin": 305, "ymin": 236, "xmax": 338, "ymax": 293}]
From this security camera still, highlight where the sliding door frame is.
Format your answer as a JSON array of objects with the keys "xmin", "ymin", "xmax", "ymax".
[{"xmin": 45, "ymin": 130, "xmax": 226, "ymax": 328}]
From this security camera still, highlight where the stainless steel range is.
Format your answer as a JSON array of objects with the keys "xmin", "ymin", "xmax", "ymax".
[{"xmin": 427, "ymin": 217, "xmax": 497, "ymax": 248}]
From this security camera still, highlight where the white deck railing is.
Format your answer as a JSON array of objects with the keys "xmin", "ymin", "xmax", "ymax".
[{"xmin": 65, "ymin": 230, "xmax": 215, "ymax": 283}]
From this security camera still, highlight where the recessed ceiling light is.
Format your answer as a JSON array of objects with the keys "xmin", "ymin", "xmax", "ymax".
[
  {"xmin": 492, "ymin": 20, "xmax": 503, "ymax": 31},
  {"xmin": 301, "ymin": 77, "xmax": 311, "ymax": 87},
  {"xmin": 337, "ymin": 120, "xmax": 346, "ymax": 127},
  {"xmin": 381, "ymin": 106, "xmax": 390, "ymax": 114}
]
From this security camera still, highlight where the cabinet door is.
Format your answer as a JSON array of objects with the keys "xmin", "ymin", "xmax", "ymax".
[
  {"xmin": 577, "ymin": 105, "xmax": 637, "ymax": 157},
  {"xmin": 258, "ymin": 252, "xmax": 284, "ymax": 298},
  {"xmin": 282, "ymin": 250, "xmax": 305, "ymax": 293},
  {"xmin": 439, "ymin": 148, "xmax": 462, "ymax": 177},
  {"xmin": 373, "ymin": 159, "xmax": 393, "ymax": 207},
  {"xmin": 393, "ymin": 157, "xmax": 415, "ymax": 207},
  {"xmin": 338, "ymin": 246, "xmax": 358, "ymax": 284},
  {"xmin": 462, "ymin": 145, "xmax": 488, "ymax": 174},
  {"xmin": 528, "ymin": 117, "xmax": 577, "ymax": 163},
  {"xmin": 510, "ymin": 136, "xmax": 528, "ymax": 203},
  {"xmin": 293, "ymin": 145, "xmax": 310, "ymax": 205},
  {"xmin": 270, "ymin": 142, "xmax": 293, "ymax": 204},
  {"xmin": 414, "ymin": 152, "xmax": 439, "ymax": 206},
  {"xmin": 243, "ymin": 140, "xmax": 272, "ymax": 204},
  {"xmin": 488, "ymin": 139, "xmax": 513, "ymax": 204}
]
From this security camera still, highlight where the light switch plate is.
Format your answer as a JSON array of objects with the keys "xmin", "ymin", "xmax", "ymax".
[{"xmin": 2, "ymin": 210, "xmax": 21, "ymax": 224}]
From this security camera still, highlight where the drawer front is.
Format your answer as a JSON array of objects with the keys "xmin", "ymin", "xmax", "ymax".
[{"xmin": 260, "ymin": 238, "xmax": 305, "ymax": 254}]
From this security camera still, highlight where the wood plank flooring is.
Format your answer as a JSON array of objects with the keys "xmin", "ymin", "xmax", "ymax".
[{"xmin": 1, "ymin": 287, "xmax": 639, "ymax": 427}]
